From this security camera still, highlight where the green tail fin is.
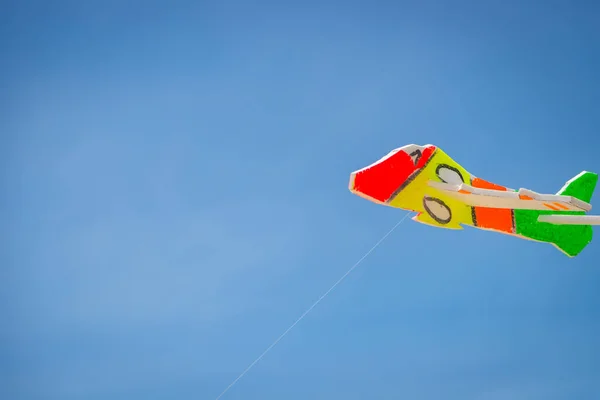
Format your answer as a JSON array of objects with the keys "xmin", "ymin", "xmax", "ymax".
[
  {"xmin": 514, "ymin": 171, "xmax": 597, "ymax": 257},
  {"xmin": 556, "ymin": 171, "xmax": 598, "ymax": 202},
  {"xmin": 550, "ymin": 171, "xmax": 596, "ymax": 256}
]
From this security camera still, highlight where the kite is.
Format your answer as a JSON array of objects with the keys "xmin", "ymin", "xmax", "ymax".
[{"xmin": 349, "ymin": 144, "xmax": 599, "ymax": 257}]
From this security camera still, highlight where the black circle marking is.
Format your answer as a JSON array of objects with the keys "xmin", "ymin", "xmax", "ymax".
[
  {"xmin": 423, "ymin": 196, "xmax": 452, "ymax": 225},
  {"xmin": 435, "ymin": 164, "xmax": 464, "ymax": 184}
]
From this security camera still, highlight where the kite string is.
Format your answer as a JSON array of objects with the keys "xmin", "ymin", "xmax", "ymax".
[{"xmin": 215, "ymin": 212, "xmax": 411, "ymax": 400}]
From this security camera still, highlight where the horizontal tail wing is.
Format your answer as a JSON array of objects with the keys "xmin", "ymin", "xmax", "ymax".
[{"xmin": 538, "ymin": 214, "xmax": 600, "ymax": 225}]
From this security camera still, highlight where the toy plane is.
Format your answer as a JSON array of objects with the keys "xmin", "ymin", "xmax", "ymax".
[{"xmin": 349, "ymin": 144, "xmax": 599, "ymax": 257}]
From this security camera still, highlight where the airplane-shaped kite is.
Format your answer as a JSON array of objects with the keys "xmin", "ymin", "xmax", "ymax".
[{"xmin": 349, "ymin": 144, "xmax": 599, "ymax": 257}]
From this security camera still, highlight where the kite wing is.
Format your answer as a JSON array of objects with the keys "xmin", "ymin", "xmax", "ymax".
[{"xmin": 428, "ymin": 181, "xmax": 592, "ymax": 212}]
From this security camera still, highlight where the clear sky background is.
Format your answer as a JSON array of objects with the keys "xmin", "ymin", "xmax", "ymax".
[{"xmin": 3, "ymin": 1, "xmax": 600, "ymax": 399}]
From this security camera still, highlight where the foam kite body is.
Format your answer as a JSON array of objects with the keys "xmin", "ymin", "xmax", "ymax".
[{"xmin": 349, "ymin": 144, "xmax": 599, "ymax": 257}]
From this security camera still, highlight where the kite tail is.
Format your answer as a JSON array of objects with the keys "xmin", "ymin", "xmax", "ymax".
[{"xmin": 548, "ymin": 171, "xmax": 598, "ymax": 257}]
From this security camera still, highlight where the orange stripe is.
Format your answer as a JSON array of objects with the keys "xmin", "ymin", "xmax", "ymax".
[
  {"xmin": 544, "ymin": 203, "xmax": 560, "ymax": 210},
  {"xmin": 471, "ymin": 178, "xmax": 514, "ymax": 233},
  {"xmin": 474, "ymin": 207, "xmax": 514, "ymax": 233},
  {"xmin": 519, "ymin": 194, "xmax": 534, "ymax": 200},
  {"xmin": 553, "ymin": 202, "xmax": 569, "ymax": 210}
]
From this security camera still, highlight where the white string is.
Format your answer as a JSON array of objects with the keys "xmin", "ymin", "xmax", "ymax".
[{"xmin": 215, "ymin": 212, "xmax": 411, "ymax": 400}]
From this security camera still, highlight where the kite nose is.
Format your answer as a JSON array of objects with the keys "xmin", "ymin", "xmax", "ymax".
[{"xmin": 349, "ymin": 150, "xmax": 417, "ymax": 204}]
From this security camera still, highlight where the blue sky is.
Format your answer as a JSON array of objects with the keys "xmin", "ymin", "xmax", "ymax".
[{"xmin": 2, "ymin": 1, "xmax": 600, "ymax": 399}]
